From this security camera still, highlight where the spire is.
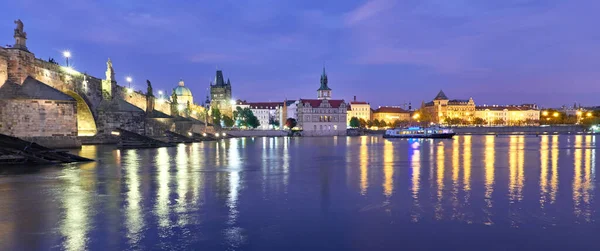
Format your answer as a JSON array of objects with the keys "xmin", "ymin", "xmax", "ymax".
[
  {"xmin": 214, "ymin": 70, "xmax": 226, "ymax": 86},
  {"xmin": 318, "ymin": 67, "xmax": 331, "ymax": 91},
  {"xmin": 434, "ymin": 90, "xmax": 448, "ymax": 100},
  {"xmin": 227, "ymin": 78, "xmax": 231, "ymax": 85}
]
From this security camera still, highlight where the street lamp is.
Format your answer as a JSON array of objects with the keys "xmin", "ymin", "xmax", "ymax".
[
  {"xmin": 126, "ymin": 76, "xmax": 133, "ymax": 93},
  {"xmin": 63, "ymin": 51, "xmax": 71, "ymax": 66},
  {"xmin": 542, "ymin": 111, "xmax": 548, "ymax": 116},
  {"xmin": 553, "ymin": 112, "xmax": 559, "ymax": 117},
  {"xmin": 587, "ymin": 112, "xmax": 593, "ymax": 117}
]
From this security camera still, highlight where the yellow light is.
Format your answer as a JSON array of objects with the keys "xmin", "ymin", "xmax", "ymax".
[
  {"xmin": 587, "ymin": 112, "xmax": 593, "ymax": 117},
  {"xmin": 188, "ymin": 132, "xmax": 192, "ymax": 136},
  {"xmin": 111, "ymin": 131, "xmax": 120, "ymax": 136},
  {"xmin": 413, "ymin": 113, "xmax": 420, "ymax": 119},
  {"xmin": 177, "ymin": 104, "xmax": 185, "ymax": 111},
  {"xmin": 553, "ymin": 112, "xmax": 559, "ymax": 117},
  {"xmin": 215, "ymin": 133, "xmax": 220, "ymax": 137},
  {"xmin": 577, "ymin": 111, "xmax": 583, "ymax": 116},
  {"xmin": 542, "ymin": 111, "xmax": 548, "ymax": 116},
  {"xmin": 222, "ymin": 132, "xmax": 227, "ymax": 137},
  {"xmin": 127, "ymin": 88, "xmax": 133, "ymax": 94},
  {"xmin": 202, "ymin": 133, "xmax": 207, "ymax": 137},
  {"xmin": 63, "ymin": 51, "xmax": 71, "ymax": 58},
  {"xmin": 466, "ymin": 112, "xmax": 470, "ymax": 116}
]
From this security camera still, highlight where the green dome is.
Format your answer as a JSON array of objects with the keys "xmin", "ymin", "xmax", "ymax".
[{"xmin": 173, "ymin": 86, "xmax": 192, "ymax": 97}]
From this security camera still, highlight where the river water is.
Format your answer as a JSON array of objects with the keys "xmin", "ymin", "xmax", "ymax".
[{"xmin": 0, "ymin": 135, "xmax": 599, "ymax": 250}]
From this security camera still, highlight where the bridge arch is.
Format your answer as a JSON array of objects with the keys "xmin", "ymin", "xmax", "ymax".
[{"xmin": 64, "ymin": 90, "xmax": 98, "ymax": 136}]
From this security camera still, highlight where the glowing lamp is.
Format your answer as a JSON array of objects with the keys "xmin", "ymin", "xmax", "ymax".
[{"xmin": 126, "ymin": 76, "xmax": 132, "ymax": 83}]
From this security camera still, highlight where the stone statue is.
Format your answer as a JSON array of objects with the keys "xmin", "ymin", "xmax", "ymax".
[
  {"xmin": 146, "ymin": 80, "xmax": 154, "ymax": 97},
  {"xmin": 171, "ymin": 90, "xmax": 178, "ymax": 104},
  {"xmin": 105, "ymin": 58, "xmax": 115, "ymax": 81},
  {"xmin": 14, "ymin": 19, "xmax": 26, "ymax": 37}
]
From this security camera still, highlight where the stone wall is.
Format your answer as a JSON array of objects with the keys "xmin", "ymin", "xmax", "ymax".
[
  {"xmin": 95, "ymin": 110, "xmax": 146, "ymax": 135},
  {"xmin": 0, "ymin": 49, "xmax": 7, "ymax": 88},
  {"xmin": 0, "ymin": 99, "xmax": 77, "ymax": 137}
]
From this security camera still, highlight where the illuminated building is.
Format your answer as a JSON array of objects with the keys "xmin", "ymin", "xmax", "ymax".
[
  {"xmin": 346, "ymin": 96, "xmax": 371, "ymax": 125},
  {"xmin": 475, "ymin": 104, "xmax": 540, "ymax": 125},
  {"xmin": 422, "ymin": 90, "xmax": 475, "ymax": 124},
  {"xmin": 210, "ymin": 70, "xmax": 233, "ymax": 116},
  {"xmin": 171, "ymin": 79, "xmax": 193, "ymax": 105},
  {"xmin": 296, "ymin": 68, "xmax": 347, "ymax": 136},
  {"xmin": 372, "ymin": 106, "xmax": 410, "ymax": 124},
  {"xmin": 246, "ymin": 102, "xmax": 283, "ymax": 130}
]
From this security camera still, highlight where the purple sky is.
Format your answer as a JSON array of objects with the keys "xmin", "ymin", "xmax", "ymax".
[{"xmin": 2, "ymin": 0, "xmax": 599, "ymax": 108}]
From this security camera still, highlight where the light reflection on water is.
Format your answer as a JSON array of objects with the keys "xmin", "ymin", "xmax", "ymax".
[{"xmin": 0, "ymin": 135, "xmax": 599, "ymax": 250}]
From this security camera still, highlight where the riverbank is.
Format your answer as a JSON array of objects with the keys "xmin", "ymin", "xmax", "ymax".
[{"xmin": 363, "ymin": 125, "xmax": 589, "ymax": 136}]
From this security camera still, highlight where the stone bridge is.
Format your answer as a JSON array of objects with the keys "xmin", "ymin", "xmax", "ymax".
[{"xmin": 0, "ymin": 21, "xmax": 210, "ymax": 144}]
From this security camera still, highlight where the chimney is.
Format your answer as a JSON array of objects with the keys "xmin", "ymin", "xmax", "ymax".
[{"xmin": 353, "ymin": 96, "xmax": 356, "ymax": 102}]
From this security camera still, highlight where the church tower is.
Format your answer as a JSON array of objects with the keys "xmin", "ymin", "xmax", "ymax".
[{"xmin": 317, "ymin": 67, "xmax": 331, "ymax": 100}]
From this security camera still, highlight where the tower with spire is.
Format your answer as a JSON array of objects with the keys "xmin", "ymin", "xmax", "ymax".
[
  {"xmin": 209, "ymin": 69, "xmax": 233, "ymax": 116},
  {"xmin": 317, "ymin": 67, "xmax": 332, "ymax": 100}
]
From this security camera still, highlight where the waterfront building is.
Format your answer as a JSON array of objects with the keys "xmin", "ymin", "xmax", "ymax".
[
  {"xmin": 372, "ymin": 106, "xmax": 410, "ymax": 124},
  {"xmin": 246, "ymin": 102, "xmax": 282, "ymax": 130},
  {"xmin": 346, "ymin": 96, "xmax": 371, "ymax": 126},
  {"xmin": 171, "ymin": 79, "xmax": 193, "ymax": 105},
  {"xmin": 475, "ymin": 104, "xmax": 540, "ymax": 125},
  {"xmin": 422, "ymin": 90, "xmax": 475, "ymax": 124},
  {"xmin": 210, "ymin": 70, "xmax": 233, "ymax": 116},
  {"xmin": 296, "ymin": 68, "xmax": 347, "ymax": 136}
]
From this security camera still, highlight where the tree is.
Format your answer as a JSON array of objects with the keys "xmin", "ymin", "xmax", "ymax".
[
  {"xmin": 285, "ymin": 118, "xmax": 297, "ymax": 129},
  {"xmin": 223, "ymin": 115, "xmax": 234, "ymax": 128},
  {"xmin": 358, "ymin": 118, "xmax": 367, "ymax": 128},
  {"xmin": 248, "ymin": 115, "xmax": 260, "ymax": 128},
  {"xmin": 473, "ymin": 117, "xmax": 485, "ymax": 125},
  {"xmin": 349, "ymin": 117, "xmax": 360, "ymax": 128},
  {"xmin": 373, "ymin": 119, "xmax": 382, "ymax": 127},
  {"xmin": 269, "ymin": 116, "xmax": 280, "ymax": 128},
  {"xmin": 493, "ymin": 118, "xmax": 505, "ymax": 125},
  {"xmin": 366, "ymin": 120, "xmax": 374, "ymax": 128},
  {"xmin": 393, "ymin": 119, "xmax": 409, "ymax": 128},
  {"xmin": 211, "ymin": 107, "xmax": 222, "ymax": 127}
]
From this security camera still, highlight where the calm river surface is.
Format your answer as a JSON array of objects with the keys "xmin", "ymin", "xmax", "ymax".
[{"xmin": 1, "ymin": 135, "xmax": 599, "ymax": 250}]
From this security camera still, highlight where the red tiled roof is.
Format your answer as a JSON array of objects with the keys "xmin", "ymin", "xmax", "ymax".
[
  {"xmin": 299, "ymin": 99, "xmax": 345, "ymax": 108},
  {"xmin": 374, "ymin": 106, "xmax": 408, "ymax": 113}
]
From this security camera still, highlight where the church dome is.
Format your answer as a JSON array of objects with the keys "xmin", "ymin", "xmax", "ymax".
[
  {"xmin": 173, "ymin": 79, "xmax": 192, "ymax": 97},
  {"xmin": 171, "ymin": 79, "xmax": 194, "ymax": 104}
]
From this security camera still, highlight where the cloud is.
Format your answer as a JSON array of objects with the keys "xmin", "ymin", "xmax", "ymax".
[{"xmin": 344, "ymin": 0, "xmax": 396, "ymax": 26}]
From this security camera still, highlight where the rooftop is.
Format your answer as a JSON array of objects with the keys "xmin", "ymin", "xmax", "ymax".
[
  {"xmin": 374, "ymin": 106, "xmax": 409, "ymax": 113},
  {"xmin": 299, "ymin": 99, "xmax": 345, "ymax": 108}
]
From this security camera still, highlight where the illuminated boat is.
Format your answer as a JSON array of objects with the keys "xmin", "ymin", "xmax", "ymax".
[{"xmin": 383, "ymin": 126, "xmax": 455, "ymax": 139}]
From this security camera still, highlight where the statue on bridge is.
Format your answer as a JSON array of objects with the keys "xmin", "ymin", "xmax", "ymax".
[
  {"xmin": 13, "ymin": 19, "xmax": 28, "ymax": 50},
  {"xmin": 14, "ymin": 19, "xmax": 26, "ymax": 37},
  {"xmin": 146, "ymin": 80, "xmax": 154, "ymax": 97}
]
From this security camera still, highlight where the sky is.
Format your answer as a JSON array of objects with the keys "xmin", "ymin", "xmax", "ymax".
[{"xmin": 2, "ymin": 0, "xmax": 599, "ymax": 108}]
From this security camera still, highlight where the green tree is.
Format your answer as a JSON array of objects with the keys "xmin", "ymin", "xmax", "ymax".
[
  {"xmin": 248, "ymin": 115, "xmax": 260, "ymax": 128},
  {"xmin": 285, "ymin": 118, "xmax": 297, "ymax": 129},
  {"xmin": 269, "ymin": 117, "xmax": 280, "ymax": 128},
  {"xmin": 211, "ymin": 107, "xmax": 222, "ymax": 127},
  {"xmin": 223, "ymin": 115, "xmax": 234, "ymax": 128},
  {"xmin": 349, "ymin": 117, "xmax": 360, "ymax": 128},
  {"xmin": 366, "ymin": 120, "xmax": 374, "ymax": 128}
]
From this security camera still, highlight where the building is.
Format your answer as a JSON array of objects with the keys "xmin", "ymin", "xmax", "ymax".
[
  {"xmin": 210, "ymin": 70, "xmax": 233, "ymax": 116},
  {"xmin": 246, "ymin": 102, "xmax": 282, "ymax": 130},
  {"xmin": 475, "ymin": 104, "xmax": 540, "ymax": 125},
  {"xmin": 296, "ymin": 68, "xmax": 347, "ymax": 136},
  {"xmin": 346, "ymin": 96, "xmax": 371, "ymax": 126},
  {"xmin": 372, "ymin": 106, "xmax": 410, "ymax": 124},
  {"xmin": 171, "ymin": 79, "xmax": 193, "ymax": 106},
  {"xmin": 422, "ymin": 90, "xmax": 475, "ymax": 124},
  {"xmin": 281, "ymin": 99, "xmax": 297, "ymax": 123}
]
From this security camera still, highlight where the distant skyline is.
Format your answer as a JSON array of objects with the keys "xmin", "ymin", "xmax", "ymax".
[{"xmin": 2, "ymin": 0, "xmax": 599, "ymax": 108}]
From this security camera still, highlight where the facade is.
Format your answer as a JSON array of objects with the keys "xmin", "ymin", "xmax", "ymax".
[
  {"xmin": 422, "ymin": 90, "xmax": 475, "ymax": 124},
  {"xmin": 246, "ymin": 102, "xmax": 282, "ymax": 130},
  {"xmin": 372, "ymin": 106, "xmax": 410, "ymax": 124},
  {"xmin": 171, "ymin": 79, "xmax": 193, "ymax": 105},
  {"xmin": 346, "ymin": 96, "xmax": 371, "ymax": 126},
  {"xmin": 210, "ymin": 70, "xmax": 233, "ymax": 116},
  {"xmin": 475, "ymin": 105, "xmax": 540, "ymax": 125},
  {"xmin": 296, "ymin": 68, "xmax": 347, "ymax": 136}
]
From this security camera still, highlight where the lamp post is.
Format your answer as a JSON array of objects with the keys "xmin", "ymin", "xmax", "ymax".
[
  {"xmin": 63, "ymin": 51, "xmax": 71, "ymax": 67},
  {"xmin": 126, "ymin": 76, "xmax": 133, "ymax": 94}
]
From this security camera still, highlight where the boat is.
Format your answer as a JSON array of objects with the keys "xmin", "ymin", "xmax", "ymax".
[{"xmin": 383, "ymin": 126, "xmax": 455, "ymax": 139}]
